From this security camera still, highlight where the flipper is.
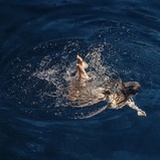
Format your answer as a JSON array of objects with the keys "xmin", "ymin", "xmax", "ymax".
[
  {"xmin": 76, "ymin": 55, "xmax": 89, "ymax": 80},
  {"xmin": 127, "ymin": 98, "xmax": 147, "ymax": 116}
]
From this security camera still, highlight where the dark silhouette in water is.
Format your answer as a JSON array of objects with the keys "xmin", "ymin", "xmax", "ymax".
[{"xmin": 67, "ymin": 55, "xmax": 146, "ymax": 117}]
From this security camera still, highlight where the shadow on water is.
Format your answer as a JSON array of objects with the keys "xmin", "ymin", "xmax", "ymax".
[{"xmin": 0, "ymin": 0, "xmax": 160, "ymax": 159}]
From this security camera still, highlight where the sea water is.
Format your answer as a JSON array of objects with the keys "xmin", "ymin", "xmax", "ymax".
[{"xmin": 0, "ymin": 0, "xmax": 160, "ymax": 159}]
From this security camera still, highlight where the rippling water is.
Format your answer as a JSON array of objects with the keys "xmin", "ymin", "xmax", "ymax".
[{"xmin": 0, "ymin": 0, "xmax": 160, "ymax": 159}]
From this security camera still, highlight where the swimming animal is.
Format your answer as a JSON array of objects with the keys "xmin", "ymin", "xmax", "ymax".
[{"xmin": 67, "ymin": 55, "xmax": 146, "ymax": 117}]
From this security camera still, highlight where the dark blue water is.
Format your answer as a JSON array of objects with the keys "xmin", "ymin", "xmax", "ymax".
[{"xmin": 1, "ymin": 0, "xmax": 160, "ymax": 159}]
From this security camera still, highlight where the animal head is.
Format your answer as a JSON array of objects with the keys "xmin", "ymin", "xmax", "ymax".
[{"xmin": 123, "ymin": 81, "xmax": 141, "ymax": 96}]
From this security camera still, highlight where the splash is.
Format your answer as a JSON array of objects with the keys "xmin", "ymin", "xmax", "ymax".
[
  {"xmin": 2, "ymin": 39, "xmax": 118, "ymax": 119},
  {"xmin": 32, "ymin": 41, "xmax": 118, "ymax": 118}
]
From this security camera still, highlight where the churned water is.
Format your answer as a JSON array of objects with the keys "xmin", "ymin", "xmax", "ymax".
[{"xmin": 0, "ymin": 0, "xmax": 160, "ymax": 159}]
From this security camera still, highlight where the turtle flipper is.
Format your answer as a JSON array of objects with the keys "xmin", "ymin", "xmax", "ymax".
[{"xmin": 76, "ymin": 55, "xmax": 89, "ymax": 80}]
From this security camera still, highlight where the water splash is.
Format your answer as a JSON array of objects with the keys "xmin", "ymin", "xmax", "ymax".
[{"xmin": 1, "ymin": 39, "xmax": 118, "ymax": 119}]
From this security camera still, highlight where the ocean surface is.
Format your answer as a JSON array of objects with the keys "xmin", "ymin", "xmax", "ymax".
[{"xmin": 0, "ymin": 0, "xmax": 160, "ymax": 160}]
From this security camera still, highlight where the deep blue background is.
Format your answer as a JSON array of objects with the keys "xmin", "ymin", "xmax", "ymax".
[{"xmin": 0, "ymin": 0, "xmax": 160, "ymax": 160}]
